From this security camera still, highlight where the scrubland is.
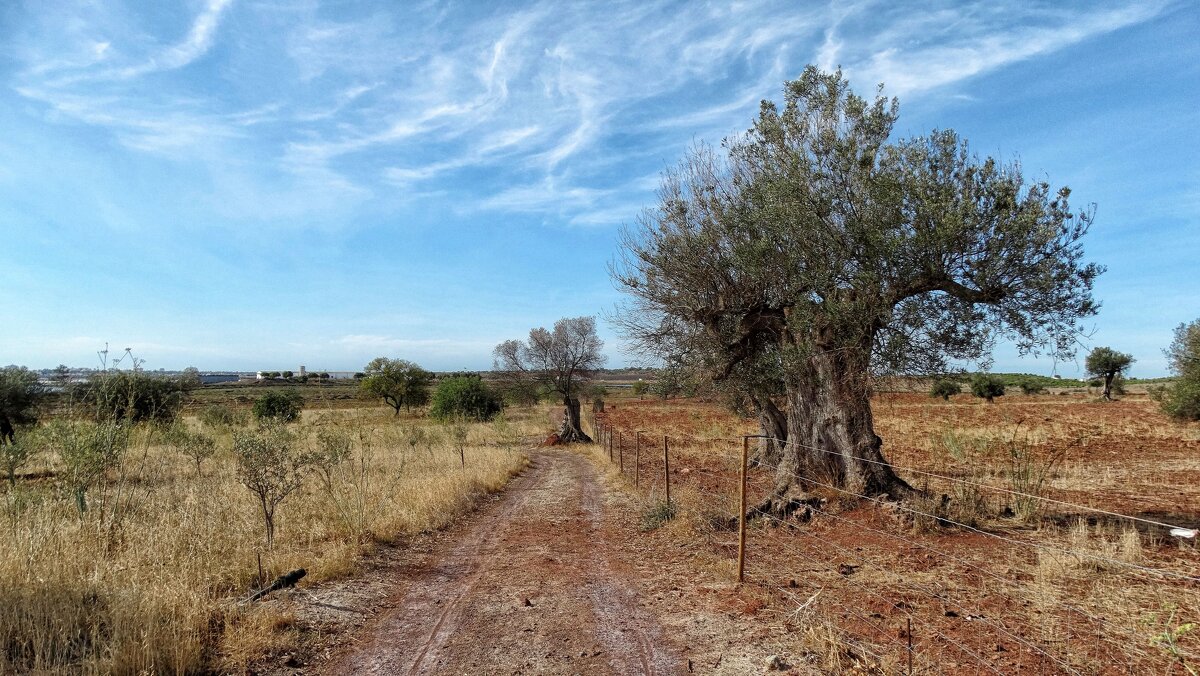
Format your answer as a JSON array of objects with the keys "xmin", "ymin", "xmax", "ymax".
[{"xmin": 0, "ymin": 399, "xmax": 544, "ymax": 674}]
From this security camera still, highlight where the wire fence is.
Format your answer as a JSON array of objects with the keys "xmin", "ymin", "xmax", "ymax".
[{"xmin": 588, "ymin": 405, "xmax": 1200, "ymax": 675}]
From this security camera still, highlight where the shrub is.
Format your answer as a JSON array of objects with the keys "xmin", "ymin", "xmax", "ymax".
[
  {"xmin": 252, "ymin": 391, "xmax": 303, "ymax": 423},
  {"xmin": 233, "ymin": 422, "xmax": 309, "ymax": 546},
  {"xmin": 1018, "ymin": 378, "xmax": 1046, "ymax": 395},
  {"xmin": 429, "ymin": 376, "xmax": 502, "ymax": 422},
  {"xmin": 631, "ymin": 381, "xmax": 649, "ymax": 398},
  {"xmin": 0, "ymin": 431, "xmax": 36, "ymax": 487},
  {"xmin": 970, "ymin": 374, "xmax": 1005, "ymax": 403},
  {"xmin": 164, "ymin": 425, "xmax": 217, "ymax": 476},
  {"xmin": 198, "ymin": 403, "xmax": 246, "ymax": 428},
  {"xmin": 47, "ymin": 419, "xmax": 130, "ymax": 514},
  {"xmin": 1157, "ymin": 319, "xmax": 1200, "ymax": 421},
  {"xmin": 0, "ymin": 366, "xmax": 45, "ymax": 443},
  {"xmin": 74, "ymin": 371, "xmax": 192, "ymax": 423},
  {"xmin": 929, "ymin": 379, "xmax": 960, "ymax": 401}
]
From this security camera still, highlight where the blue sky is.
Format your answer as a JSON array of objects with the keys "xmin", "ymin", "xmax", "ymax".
[{"xmin": 1, "ymin": 0, "xmax": 1196, "ymax": 376}]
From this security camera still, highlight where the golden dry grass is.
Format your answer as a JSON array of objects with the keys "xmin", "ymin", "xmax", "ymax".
[{"xmin": 0, "ymin": 402, "xmax": 549, "ymax": 674}]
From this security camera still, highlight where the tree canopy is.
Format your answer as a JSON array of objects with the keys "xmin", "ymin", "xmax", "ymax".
[
  {"xmin": 494, "ymin": 316, "xmax": 606, "ymax": 443},
  {"xmin": 612, "ymin": 66, "xmax": 1102, "ymax": 509},
  {"xmin": 1084, "ymin": 347, "xmax": 1134, "ymax": 400},
  {"xmin": 359, "ymin": 358, "xmax": 433, "ymax": 415}
]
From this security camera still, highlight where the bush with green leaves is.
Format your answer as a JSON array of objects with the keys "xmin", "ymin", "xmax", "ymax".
[
  {"xmin": 164, "ymin": 425, "xmax": 217, "ymax": 476},
  {"xmin": 429, "ymin": 375, "xmax": 502, "ymax": 422},
  {"xmin": 74, "ymin": 370, "xmax": 193, "ymax": 423},
  {"xmin": 47, "ymin": 419, "xmax": 129, "ymax": 514},
  {"xmin": 233, "ymin": 422, "xmax": 310, "ymax": 547},
  {"xmin": 252, "ymin": 390, "xmax": 303, "ymax": 423},
  {"xmin": 358, "ymin": 357, "xmax": 433, "ymax": 415},
  {"xmin": 1, "ymin": 365, "xmax": 46, "ymax": 443},
  {"xmin": 308, "ymin": 428, "xmax": 353, "ymax": 489},
  {"xmin": 1017, "ymin": 378, "xmax": 1046, "ymax": 395},
  {"xmin": 929, "ymin": 379, "xmax": 960, "ymax": 401},
  {"xmin": 198, "ymin": 403, "xmax": 247, "ymax": 428},
  {"xmin": 1, "ymin": 430, "xmax": 37, "ymax": 487},
  {"xmin": 1156, "ymin": 319, "xmax": 1200, "ymax": 420},
  {"xmin": 970, "ymin": 374, "xmax": 1006, "ymax": 403}
]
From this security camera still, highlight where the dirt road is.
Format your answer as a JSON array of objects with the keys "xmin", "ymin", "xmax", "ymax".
[{"xmin": 319, "ymin": 450, "xmax": 688, "ymax": 675}]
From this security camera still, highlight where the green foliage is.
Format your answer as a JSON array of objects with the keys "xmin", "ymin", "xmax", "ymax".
[
  {"xmin": 198, "ymin": 403, "xmax": 247, "ymax": 428},
  {"xmin": 0, "ymin": 366, "xmax": 46, "ymax": 443},
  {"xmin": 358, "ymin": 357, "xmax": 433, "ymax": 414},
  {"xmin": 233, "ymin": 422, "xmax": 309, "ymax": 546},
  {"xmin": 252, "ymin": 390, "xmax": 303, "ymax": 423},
  {"xmin": 46, "ymin": 419, "xmax": 129, "ymax": 514},
  {"xmin": 74, "ymin": 370, "xmax": 193, "ymax": 423},
  {"xmin": 1158, "ymin": 319, "xmax": 1200, "ymax": 421},
  {"xmin": 631, "ymin": 380, "xmax": 649, "ymax": 398},
  {"xmin": 1085, "ymin": 346, "xmax": 1134, "ymax": 399},
  {"xmin": 970, "ymin": 374, "xmax": 1006, "ymax": 403},
  {"xmin": 1017, "ymin": 378, "xmax": 1046, "ymax": 395},
  {"xmin": 429, "ymin": 375, "xmax": 502, "ymax": 422},
  {"xmin": 164, "ymin": 425, "xmax": 217, "ymax": 476},
  {"xmin": 929, "ymin": 378, "xmax": 960, "ymax": 400},
  {"xmin": 0, "ymin": 431, "xmax": 37, "ymax": 486},
  {"xmin": 281, "ymin": 370, "xmax": 294, "ymax": 380}
]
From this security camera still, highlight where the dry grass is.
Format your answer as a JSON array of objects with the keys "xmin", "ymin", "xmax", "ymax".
[{"xmin": 0, "ymin": 403, "xmax": 548, "ymax": 674}]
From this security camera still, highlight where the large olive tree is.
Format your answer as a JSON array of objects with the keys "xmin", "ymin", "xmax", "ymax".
[
  {"xmin": 612, "ymin": 67, "xmax": 1102, "ymax": 514},
  {"xmin": 494, "ymin": 317, "xmax": 605, "ymax": 443}
]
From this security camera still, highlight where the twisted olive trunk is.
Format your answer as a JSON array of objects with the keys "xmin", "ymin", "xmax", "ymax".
[{"xmin": 556, "ymin": 396, "xmax": 592, "ymax": 443}]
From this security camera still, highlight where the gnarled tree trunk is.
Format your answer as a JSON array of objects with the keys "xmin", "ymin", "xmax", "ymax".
[
  {"xmin": 557, "ymin": 396, "xmax": 591, "ymax": 443},
  {"xmin": 758, "ymin": 346, "xmax": 913, "ymax": 518},
  {"xmin": 751, "ymin": 397, "xmax": 787, "ymax": 468}
]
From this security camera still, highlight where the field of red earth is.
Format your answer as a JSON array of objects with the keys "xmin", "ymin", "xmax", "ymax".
[
  {"xmin": 263, "ymin": 392, "xmax": 1199, "ymax": 674},
  {"xmin": 593, "ymin": 393, "xmax": 1200, "ymax": 673}
]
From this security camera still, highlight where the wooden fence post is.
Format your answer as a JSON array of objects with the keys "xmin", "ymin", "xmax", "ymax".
[
  {"xmin": 738, "ymin": 436, "xmax": 749, "ymax": 583},
  {"xmin": 634, "ymin": 431, "xmax": 641, "ymax": 488},
  {"xmin": 608, "ymin": 425, "xmax": 613, "ymax": 462},
  {"xmin": 663, "ymin": 435, "xmax": 671, "ymax": 507},
  {"xmin": 618, "ymin": 430, "xmax": 623, "ymax": 472}
]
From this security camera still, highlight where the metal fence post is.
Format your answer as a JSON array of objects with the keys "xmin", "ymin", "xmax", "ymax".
[
  {"xmin": 608, "ymin": 425, "xmax": 613, "ymax": 462},
  {"xmin": 618, "ymin": 430, "xmax": 623, "ymax": 472}
]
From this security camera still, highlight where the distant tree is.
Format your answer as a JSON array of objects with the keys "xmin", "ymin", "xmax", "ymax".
[
  {"xmin": 970, "ymin": 374, "xmax": 1006, "ymax": 403},
  {"xmin": 51, "ymin": 364, "xmax": 71, "ymax": 386},
  {"xmin": 429, "ymin": 375, "xmax": 503, "ymax": 422},
  {"xmin": 281, "ymin": 370, "xmax": 294, "ymax": 380},
  {"xmin": 494, "ymin": 316, "xmax": 606, "ymax": 443},
  {"xmin": 180, "ymin": 366, "xmax": 202, "ymax": 389},
  {"xmin": 1155, "ymin": 319, "xmax": 1200, "ymax": 420},
  {"xmin": 1084, "ymin": 347, "xmax": 1134, "ymax": 401},
  {"xmin": 0, "ymin": 366, "xmax": 45, "ymax": 444},
  {"xmin": 359, "ymin": 358, "xmax": 433, "ymax": 415},
  {"xmin": 929, "ymin": 379, "xmax": 960, "ymax": 401},
  {"xmin": 253, "ymin": 391, "xmax": 303, "ymax": 423},
  {"xmin": 611, "ymin": 67, "xmax": 1101, "ymax": 511},
  {"xmin": 631, "ymin": 380, "xmax": 649, "ymax": 399}
]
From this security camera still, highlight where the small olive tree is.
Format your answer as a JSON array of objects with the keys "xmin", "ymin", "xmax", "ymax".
[
  {"xmin": 0, "ymin": 366, "xmax": 45, "ymax": 444},
  {"xmin": 1084, "ymin": 347, "xmax": 1134, "ymax": 401},
  {"xmin": 165, "ymin": 425, "xmax": 217, "ymax": 476},
  {"xmin": 47, "ymin": 419, "xmax": 129, "ymax": 514},
  {"xmin": 233, "ymin": 423, "xmax": 310, "ymax": 547}
]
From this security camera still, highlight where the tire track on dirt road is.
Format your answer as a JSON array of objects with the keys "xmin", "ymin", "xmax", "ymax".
[{"xmin": 320, "ymin": 450, "xmax": 687, "ymax": 675}]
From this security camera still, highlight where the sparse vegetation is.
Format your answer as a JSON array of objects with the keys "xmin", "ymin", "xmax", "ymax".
[
  {"xmin": 1156, "ymin": 318, "xmax": 1200, "ymax": 420},
  {"xmin": 0, "ymin": 366, "xmax": 45, "ymax": 443}
]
